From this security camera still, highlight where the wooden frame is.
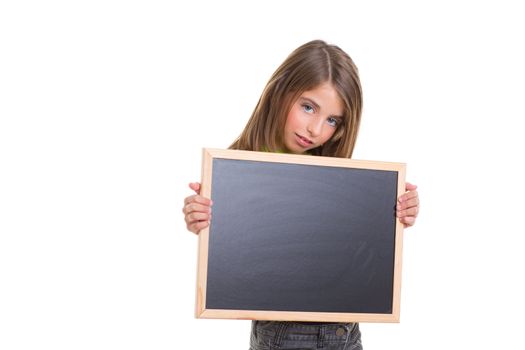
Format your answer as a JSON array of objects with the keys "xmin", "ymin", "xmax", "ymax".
[{"xmin": 196, "ymin": 148, "xmax": 406, "ymax": 323}]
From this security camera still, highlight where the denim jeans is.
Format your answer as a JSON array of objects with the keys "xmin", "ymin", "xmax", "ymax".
[{"xmin": 250, "ymin": 321, "xmax": 363, "ymax": 350}]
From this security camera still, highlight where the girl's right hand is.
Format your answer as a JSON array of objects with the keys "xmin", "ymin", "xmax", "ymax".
[{"xmin": 182, "ymin": 182, "xmax": 212, "ymax": 235}]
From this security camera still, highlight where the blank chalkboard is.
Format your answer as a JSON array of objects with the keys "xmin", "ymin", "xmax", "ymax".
[{"xmin": 195, "ymin": 149, "xmax": 406, "ymax": 323}]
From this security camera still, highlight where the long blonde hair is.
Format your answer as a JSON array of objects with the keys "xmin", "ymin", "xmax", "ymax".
[{"xmin": 230, "ymin": 40, "xmax": 362, "ymax": 158}]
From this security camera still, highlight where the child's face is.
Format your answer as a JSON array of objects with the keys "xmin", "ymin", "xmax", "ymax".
[{"xmin": 283, "ymin": 82, "xmax": 344, "ymax": 154}]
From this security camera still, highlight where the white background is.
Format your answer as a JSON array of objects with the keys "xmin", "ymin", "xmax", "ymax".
[{"xmin": 1, "ymin": 1, "xmax": 524, "ymax": 349}]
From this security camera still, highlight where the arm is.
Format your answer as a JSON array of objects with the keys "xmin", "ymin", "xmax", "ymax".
[
  {"xmin": 182, "ymin": 182, "xmax": 212, "ymax": 234},
  {"xmin": 396, "ymin": 182, "xmax": 419, "ymax": 228}
]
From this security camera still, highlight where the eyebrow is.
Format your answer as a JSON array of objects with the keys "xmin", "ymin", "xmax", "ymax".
[
  {"xmin": 299, "ymin": 97, "xmax": 343, "ymax": 120},
  {"xmin": 299, "ymin": 97, "xmax": 320, "ymax": 110}
]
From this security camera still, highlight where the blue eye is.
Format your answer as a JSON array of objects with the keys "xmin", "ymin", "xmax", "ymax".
[
  {"xmin": 302, "ymin": 104, "xmax": 314, "ymax": 113},
  {"xmin": 327, "ymin": 117, "xmax": 339, "ymax": 127}
]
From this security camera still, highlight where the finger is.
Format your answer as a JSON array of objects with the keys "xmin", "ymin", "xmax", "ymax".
[
  {"xmin": 398, "ymin": 190, "xmax": 419, "ymax": 207},
  {"xmin": 400, "ymin": 216, "xmax": 416, "ymax": 228},
  {"xmin": 189, "ymin": 182, "xmax": 201, "ymax": 195},
  {"xmin": 186, "ymin": 211, "xmax": 210, "ymax": 223},
  {"xmin": 188, "ymin": 220, "xmax": 210, "ymax": 235},
  {"xmin": 183, "ymin": 194, "xmax": 193, "ymax": 206},
  {"xmin": 184, "ymin": 194, "xmax": 213, "ymax": 207},
  {"xmin": 194, "ymin": 194, "xmax": 212, "ymax": 205},
  {"xmin": 398, "ymin": 189, "xmax": 418, "ymax": 202},
  {"xmin": 185, "ymin": 214, "xmax": 210, "ymax": 228},
  {"xmin": 182, "ymin": 202, "xmax": 211, "ymax": 215},
  {"xmin": 396, "ymin": 206, "xmax": 419, "ymax": 218},
  {"xmin": 397, "ymin": 196, "xmax": 419, "ymax": 211}
]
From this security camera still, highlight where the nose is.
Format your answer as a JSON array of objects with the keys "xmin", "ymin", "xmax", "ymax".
[{"xmin": 306, "ymin": 117, "xmax": 324, "ymax": 137}]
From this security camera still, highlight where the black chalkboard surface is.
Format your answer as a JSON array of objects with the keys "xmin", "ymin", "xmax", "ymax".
[{"xmin": 195, "ymin": 149, "xmax": 406, "ymax": 323}]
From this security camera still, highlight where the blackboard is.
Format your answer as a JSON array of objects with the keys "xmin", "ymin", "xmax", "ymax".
[{"xmin": 195, "ymin": 148, "xmax": 406, "ymax": 323}]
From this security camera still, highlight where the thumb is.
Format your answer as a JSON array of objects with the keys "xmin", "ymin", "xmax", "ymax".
[
  {"xmin": 189, "ymin": 182, "xmax": 201, "ymax": 195},
  {"xmin": 405, "ymin": 182, "xmax": 418, "ymax": 191}
]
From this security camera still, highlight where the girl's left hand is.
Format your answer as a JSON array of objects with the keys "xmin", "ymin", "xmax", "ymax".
[{"xmin": 397, "ymin": 182, "xmax": 419, "ymax": 228}]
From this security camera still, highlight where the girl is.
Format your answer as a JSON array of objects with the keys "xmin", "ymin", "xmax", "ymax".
[{"xmin": 182, "ymin": 40, "xmax": 419, "ymax": 350}]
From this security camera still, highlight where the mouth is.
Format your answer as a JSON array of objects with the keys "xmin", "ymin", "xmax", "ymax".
[{"xmin": 295, "ymin": 133, "xmax": 313, "ymax": 148}]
